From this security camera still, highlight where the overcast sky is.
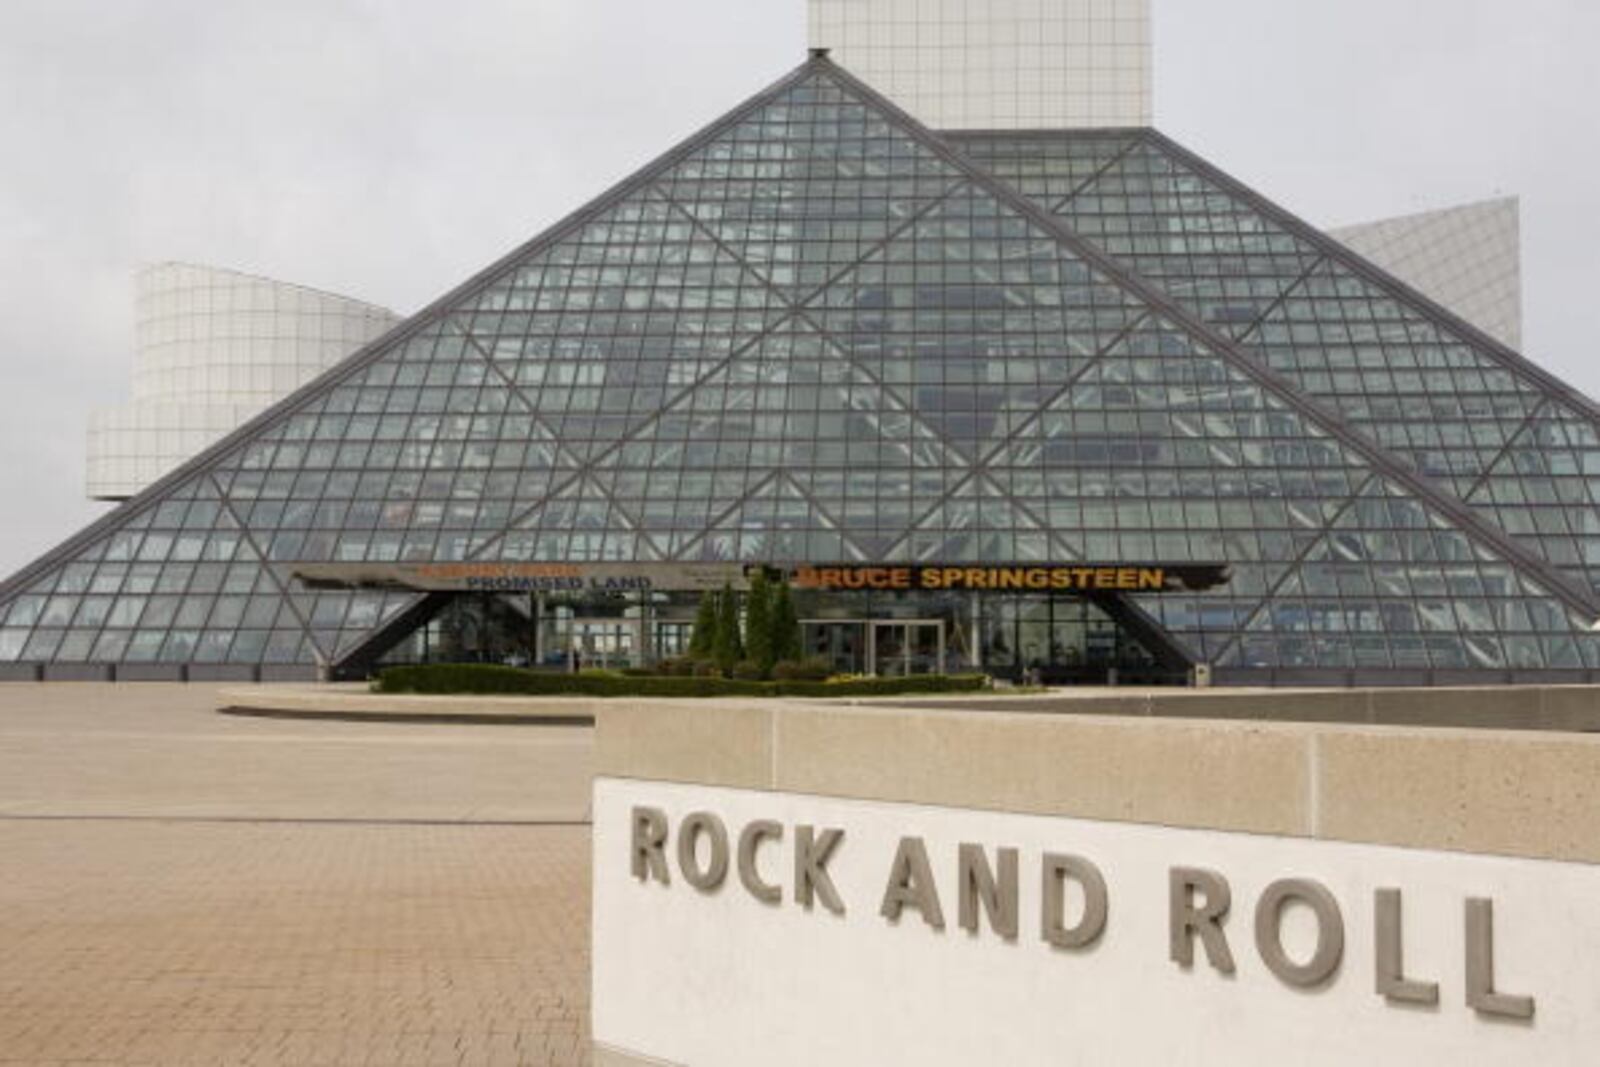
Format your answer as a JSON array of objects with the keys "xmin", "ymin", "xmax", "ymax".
[{"xmin": 0, "ymin": 0, "xmax": 1595, "ymax": 578}]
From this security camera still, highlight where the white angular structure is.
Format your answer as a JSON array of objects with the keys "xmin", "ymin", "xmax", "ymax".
[
  {"xmin": 807, "ymin": 2, "xmax": 1522, "ymax": 351},
  {"xmin": 1332, "ymin": 197, "xmax": 1522, "ymax": 350},
  {"xmin": 86, "ymin": 264, "xmax": 399, "ymax": 500},
  {"xmin": 807, "ymin": 0, "xmax": 1152, "ymax": 129}
]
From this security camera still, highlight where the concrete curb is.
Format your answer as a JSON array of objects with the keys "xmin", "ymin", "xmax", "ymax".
[{"xmin": 215, "ymin": 685, "xmax": 601, "ymax": 725}]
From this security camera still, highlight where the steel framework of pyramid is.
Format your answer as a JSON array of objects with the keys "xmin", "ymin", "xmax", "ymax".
[{"xmin": 2, "ymin": 54, "xmax": 1599, "ymax": 687}]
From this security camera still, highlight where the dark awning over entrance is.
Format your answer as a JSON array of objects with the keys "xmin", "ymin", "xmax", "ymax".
[{"xmin": 291, "ymin": 561, "xmax": 1230, "ymax": 596}]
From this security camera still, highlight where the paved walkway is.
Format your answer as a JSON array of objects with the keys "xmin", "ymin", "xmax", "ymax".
[{"xmin": 0, "ymin": 684, "xmax": 594, "ymax": 1066}]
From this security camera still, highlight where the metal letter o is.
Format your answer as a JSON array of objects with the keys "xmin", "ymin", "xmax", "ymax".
[
  {"xmin": 1255, "ymin": 878, "xmax": 1345, "ymax": 988},
  {"xmin": 676, "ymin": 812, "xmax": 730, "ymax": 892}
]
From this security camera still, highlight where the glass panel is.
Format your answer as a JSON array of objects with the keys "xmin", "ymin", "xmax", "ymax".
[{"xmin": 0, "ymin": 69, "xmax": 1594, "ymax": 681}]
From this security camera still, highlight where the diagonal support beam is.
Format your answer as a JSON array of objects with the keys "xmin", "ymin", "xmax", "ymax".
[
  {"xmin": 813, "ymin": 59, "xmax": 1600, "ymax": 620},
  {"xmin": 1143, "ymin": 129, "xmax": 1600, "ymax": 429},
  {"xmin": 654, "ymin": 181, "xmax": 976, "ymax": 469},
  {"xmin": 1047, "ymin": 134, "xmax": 1146, "ymax": 214},
  {"xmin": 1458, "ymin": 399, "xmax": 1551, "ymax": 505},
  {"xmin": 206, "ymin": 473, "xmax": 329, "ymax": 662},
  {"xmin": 1207, "ymin": 475, "xmax": 1380, "ymax": 667}
]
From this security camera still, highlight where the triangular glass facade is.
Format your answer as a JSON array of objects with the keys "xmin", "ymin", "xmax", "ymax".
[
  {"xmin": 2, "ymin": 57, "xmax": 1598, "ymax": 685},
  {"xmin": 948, "ymin": 128, "xmax": 1600, "ymax": 604}
]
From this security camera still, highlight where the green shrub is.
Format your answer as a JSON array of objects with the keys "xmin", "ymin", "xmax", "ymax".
[
  {"xmin": 693, "ymin": 660, "xmax": 723, "ymax": 679},
  {"xmin": 744, "ymin": 569, "xmax": 775, "ymax": 675},
  {"xmin": 372, "ymin": 663, "xmax": 990, "ymax": 700},
  {"xmin": 772, "ymin": 655, "xmax": 832, "ymax": 682},
  {"xmin": 780, "ymin": 674, "xmax": 990, "ymax": 698},
  {"xmin": 771, "ymin": 581, "xmax": 801, "ymax": 663},
  {"xmin": 689, "ymin": 593, "xmax": 717, "ymax": 659},
  {"xmin": 732, "ymin": 658, "xmax": 766, "ymax": 681},
  {"xmin": 712, "ymin": 582, "xmax": 744, "ymax": 671},
  {"xmin": 373, "ymin": 663, "xmax": 767, "ymax": 698}
]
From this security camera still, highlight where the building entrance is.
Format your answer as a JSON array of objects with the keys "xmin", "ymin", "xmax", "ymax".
[
  {"xmin": 571, "ymin": 618, "xmax": 640, "ymax": 671},
  {"xmin": 804, "ymin": 619, "xmax": 948, "ymax": 677},
  {"xmin": 869, "ymin": 620, "xmax": 946, "ymax": 676},
  {"xmin": 359, "ymin": 582, "xmax": 1194, "ymax": 687},
  {"xmin": 803, "ymin": 620, "xmax": 865, "ymax": 675}
]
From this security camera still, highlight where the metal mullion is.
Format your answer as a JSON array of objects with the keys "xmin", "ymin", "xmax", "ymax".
[
  {"xmin": 1457, "ymin": 399, "xmax": 1550, "ymax": 505},
  {"xmin": 445, "ymin": 319, "xmax": 587, "ymax": 471},
  {"xmin": 968, "ymin": 312, "xmax": 1151, "ymax": 473},
  {"xmin": 1142, "ymin": 129, "xmax": 1600, "ymax": 429},
  {"xmin": 1207, "ymin": 474, "xmax": 1379, "ymax": 666},
  {"xmin": 989, "ymin": 482, "xmax": 1062, "ymax": 544},
  {"xmin": 651, "ymin": 184, "xmax": 806, "ymax": 312},
  {"xmin": 654, "ymin": 172, "xmax": 970, "ymax": 324},
  {"xmin": 794, "ymin": 309, "xmax": 972, "ymax": 470},
  {"xmin": 962, "ymin": 470, "xmax": 1091, "ymax": 562},
  {"xmin": 669, "ymin": 471, "xmax": 782, "ymax": 562},
  {"xmin": 573, "ymin": 472, "xmax": 673, "ymax": 564},
  {"xmin": 1044, "ymin": 134, "xmax": 1143, "ymax": 214},
  {"xmin": 1226, "ymin": 255, "xmax": 1328, "ymax": 347},
  {"xmin": 205, "ymin": 473, "xmax": 336, "ymax": 662},
  {"xmin": 475, "ymin": 159, "xmax": 975, "ymax": 565},
  {"xmin": 461, "ymin": 470, "xmax": 583, "ymax": 565},
  {"xmin": 507, "ymin": 465, "xmax": 674, "ymax": 566},
  {"xmin": 944, "ymin": 128, "xmax": 1142, "ymax": 214},
  {"xmin": 561, "ymin": 308, "xmax": 797, "ymax": 476},
  {"xmin": 875, "ymin": 471, "xmax": 979, "ymax": 562},
  {"xmin": 789, "ymin": 180, "xmax": 971, "ymax": 308},
  {"xmin": 770, "ymin": 473, "xmax": 873, "ymax": 563},
  {"xmin": 466, "ymin": 310, "xmax": 799, "ymax": 563},
  {"xmin": 814, "ymin": 59, "xmax": 1600, "ymax": 618}
]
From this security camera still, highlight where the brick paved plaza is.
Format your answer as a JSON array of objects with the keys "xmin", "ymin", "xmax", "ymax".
[{"xmin": 0, "ymin": 685, "xmax": 594, "ymax": 1066}]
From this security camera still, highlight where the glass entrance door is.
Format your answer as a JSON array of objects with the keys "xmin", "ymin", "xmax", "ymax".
[
  {"xmin": 868, "ymin": 620, "xmax": 946, "ymax": 676},
  {"xmin": 571, "ymin": 618, "xmax": 639, "ymax": 670},
  {"xmin": 802, "ymin": 621, "xmax": 866, "ymax": 676},
  {"xmin": 802, "ymin": 619, "xmax": 949, "ymax": 677}
]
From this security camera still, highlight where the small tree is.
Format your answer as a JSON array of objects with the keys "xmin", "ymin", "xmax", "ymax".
[
  {"xmin": 771, "ymin": 579, "xmax": 802, "ymax": 664},
  {"xmin": 712, "ymin": 582, "xmax": 744, "ymax": 672},
  {"xmin": 744, "ymin": 568, "xmax": 775, "ymax": 676},
  {"xmin": 688, "ymin": 591, "xmax": 717, "ymax": 659}
]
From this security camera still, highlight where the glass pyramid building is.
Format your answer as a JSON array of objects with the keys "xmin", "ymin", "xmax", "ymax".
[{"xmin": 2, "ymin": 54, "xmax": 1598, "ymax": 687}]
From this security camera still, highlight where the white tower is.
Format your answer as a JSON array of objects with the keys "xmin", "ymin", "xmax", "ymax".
[
  {"xmin": 86, "ymin": 264, "xmax": 400, "ymax": 500},
  {"xmin": 808, "ymin": 0, "xmax": 1153, "ymax": 129},
  {"xmin": 1332, "ymin": 197, "xmax": 1522, "ymax": 350}
]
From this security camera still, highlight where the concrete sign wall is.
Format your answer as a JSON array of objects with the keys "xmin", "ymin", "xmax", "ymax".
[
  {"xmin": 589, "ymin": 698, "xmax": 1600, "ymax": 1066},
  {"xmin": 594, "ymin": 779, "xmax": 1594, "ymax": 1066}
]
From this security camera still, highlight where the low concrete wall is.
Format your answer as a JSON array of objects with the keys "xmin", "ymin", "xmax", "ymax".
[
  {"xmin": 592, "ymin": 693, "xmax": 1600, "ymax": 1066},
  {"xmin": 217, "ymin": 685, "xmax": 599, "ymax": 725},
  {"xmin": 879, "ymin": 684, "xmax": 1600, "ymax": 733},
  {"xmin": 595, "ymin": 694, "xmax": 1600, "ymax": 866}
]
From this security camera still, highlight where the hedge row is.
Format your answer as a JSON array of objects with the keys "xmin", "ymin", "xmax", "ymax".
[{"xmin": 372, "ymin": 663, "xmax": 990, "ymax": 699}]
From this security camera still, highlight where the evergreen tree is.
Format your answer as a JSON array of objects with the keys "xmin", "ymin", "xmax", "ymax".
[
  {"xmin": 688, "ymin": 590, "xmax": 718, "ymax": 659},
  {"xmin": 771, "ymin": 579, "xmax": 801, "ymax": 663},
  {"xmin": 712, "ymin": 582, "xmax": 744, "ymax": 671},
  {"xmin": 744, "ymin": 569, "xmax": 775, "ymax": 675}
]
